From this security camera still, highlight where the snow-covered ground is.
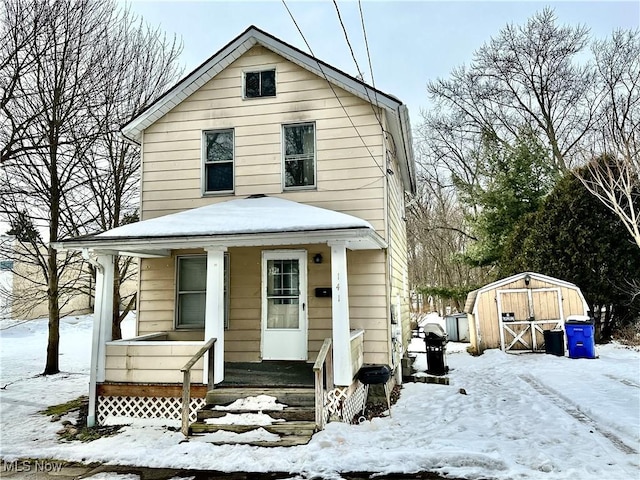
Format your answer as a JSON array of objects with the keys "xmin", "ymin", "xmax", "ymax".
[{"xmin": 1, "ymin": 313, "xmax": 639, "ymax": 479}]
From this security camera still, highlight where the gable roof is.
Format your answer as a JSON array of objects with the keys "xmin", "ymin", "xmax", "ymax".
[
  {"xmin": 54, "ymin": 195, "xmax": 387, "ymax": 255},
  {"xmin": 463, "ymin": 271, "xmax": 589, "ymax": 314},
  {"xmin": 121, "ymin": 25, "xmax": 415, "ymax": 193}
]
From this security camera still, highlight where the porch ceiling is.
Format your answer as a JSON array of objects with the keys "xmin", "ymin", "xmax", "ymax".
[{"xmin": 54, "ymin": 195, "xmax": 387, "ymax": 257}]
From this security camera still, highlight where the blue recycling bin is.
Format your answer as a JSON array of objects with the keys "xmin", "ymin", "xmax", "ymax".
[{"xmin": 565, "ymin": 315, "xmax": 596, "ymax": 359}]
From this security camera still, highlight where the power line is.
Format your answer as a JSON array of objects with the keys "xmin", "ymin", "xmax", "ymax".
[
  {"xmin": 332, "ymin": 0, "xmax": 384, "ymax": 131},
  {"xmin": 333, "ymin": 0, "xmax": 364, "ymax": 80},
  {"xmin": 358, "ymin": 0, "xmax": 380, "ymax": 112},
  {"xmin": 281, "ymin": 0, "xmax": 387, "ymax": 178},
  {"xmin": 332, "ymin": 0, "xmax": 394, "ymax": 173}
]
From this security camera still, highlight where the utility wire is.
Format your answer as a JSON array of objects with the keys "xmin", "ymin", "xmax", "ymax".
[
  {"xmin": 281, "ymin": 0, "xmax": 387, "ymax": 178},
  {"xmin": 332, "ymin": 0, "xmax": 384, "ymax": 132},
  {"xmin": 333, "ymin": 0, "xmax": 394, "ymax": 173},
  {"xmin": 358, "ymin": 0, "xmax": 381, "ymax": 115},
  {"xmin": 333, "ymin": 0, "xmax": 365, "ymax": 80}
]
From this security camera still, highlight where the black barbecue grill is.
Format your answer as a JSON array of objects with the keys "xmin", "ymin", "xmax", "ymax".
[{"xmin": 357, "ymin": 364, "xmax": 392, "ymax": 419}]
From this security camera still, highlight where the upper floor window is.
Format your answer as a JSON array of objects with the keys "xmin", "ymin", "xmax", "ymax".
[
  {"xmin": 176, "ymin": 254, "xmax": 230, "ymax": 329},
  {"xmin": 244, "ymin": 69, "xmax": 276, "ymax": 98},
  {"xmin": 203, "ymin": 129, "xmax": 234, "ymax": 193},
  {"xmin": 283, "ymin": 123, "xmax": 315, "ymax": 189}
]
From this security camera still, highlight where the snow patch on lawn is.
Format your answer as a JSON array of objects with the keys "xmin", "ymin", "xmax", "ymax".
[{"xmin": 1, "ymin": 313, "xmax": 639, "ymax": 479}]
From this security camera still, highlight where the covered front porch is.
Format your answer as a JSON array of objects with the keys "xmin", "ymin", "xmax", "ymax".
[{"xmin": 55, "ymin": 196, "xmax": 388, "ymax": 433}]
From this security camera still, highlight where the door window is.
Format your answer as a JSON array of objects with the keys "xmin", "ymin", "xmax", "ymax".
[{"xmin": 266, "ymin": 259, "xmax": 300, "ymax": 329}]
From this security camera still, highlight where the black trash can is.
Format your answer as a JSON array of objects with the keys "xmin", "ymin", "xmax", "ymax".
[
  {"xmin": 543, "ymin": 329, "xmax": 565, "ymax": 356},
  {"xmin": 424, "ymin": 332, "xmax": 448, "ymax": 375}
]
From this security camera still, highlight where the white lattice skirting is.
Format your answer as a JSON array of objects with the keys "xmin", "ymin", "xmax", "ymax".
[
  {"xmin": 324, "ymin": 382, "xmax": 366, "ymax": 424},
  {"xmin": 97, "ymin": 395, "xmax": 206, "ymax": 425},
  {"xmin": 343, "ymin": 382, "xmax": 366, "ymax": 423}
]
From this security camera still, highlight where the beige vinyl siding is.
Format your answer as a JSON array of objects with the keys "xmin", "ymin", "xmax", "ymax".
[
  {"xmin": 385, "ymin": 139, "xmax": 411, "ymax": 347},
  {"xmin": 104, "ymin": 343, "xmax": 204, "ymax": 383},
  {"xmin": 137, "ymin": 245, "xmax": 389, "ymax": 364},
  {"xmin": 347, "ymin": 250, "xmax": 389, "ymax": 365},
  {"xmin": 137, "ymin": 256, "xmax": 177, "ymax": 335},
  {"xmin": 225, "ymin": 246, "xmax": 260, "ymax": 362},
  {"xmin": 141, "ymin": 45, "xmax": 386, "ymax": 235}
]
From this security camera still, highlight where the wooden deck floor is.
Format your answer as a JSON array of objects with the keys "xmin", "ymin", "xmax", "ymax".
[{"xmin": 220, "ymin": 361, "xmax": 314, "ymax": 387}]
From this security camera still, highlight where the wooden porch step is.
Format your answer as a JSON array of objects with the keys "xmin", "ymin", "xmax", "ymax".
[
  {"xmin": 197, "ymin": 405, "xmax": 315, "ymax": 422},
  {"xmin": 190, "ymin": 420, "xmax": 316, "ymax": 436},
  {"xmin": 206, "ymin": 387, "xmax": 315, "ymax": 407},
  {"xmin": 193, "ymin": 433, "xmax": 313, "ymax": 447}
]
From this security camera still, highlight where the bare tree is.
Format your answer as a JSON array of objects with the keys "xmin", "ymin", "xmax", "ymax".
[
  {"xmin": 407, "ymin": 135, "xmax": 491, "ymax": 312},
  {"xmin": 79, "ymin": 9, "xmax": 182, "ymax": 339},
  {"xmin": 427, "ymin": 7, "xmax": 596, "ymax": 173},
  {"xmin": 0, "ymin": 0, "xmax": 182, "ymax": 372},
  {"xmin": 1, "ymin": 0, "xmax": 116, "ymax": 374},
  {"xmin": 576, "ymin": 30, "xmax": 640, "ymax": 248},
  {"xmin": 413, "ymin": 7, "xmax": 611, "ymax": 304},
  {"xmin": 0, "ymin": 0, "xmax": 46, "ymax": 164}
]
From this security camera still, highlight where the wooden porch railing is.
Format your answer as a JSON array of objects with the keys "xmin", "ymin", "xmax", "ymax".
[
  {"xmin": 350, "ymin": 328, "xmax": 365, "ymax": 375},
  {"xmin": 313, "ymin": 338, "xmax": 333, "ymax": 430},
  {"xmin": 180, "ymin": 337, "xmax": 216, "ymax": 436}
]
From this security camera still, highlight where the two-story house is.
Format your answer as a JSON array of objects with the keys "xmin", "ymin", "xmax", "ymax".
[{"xmin": 56, "ymin": 26, "xmax": 415, "ymax": 442}]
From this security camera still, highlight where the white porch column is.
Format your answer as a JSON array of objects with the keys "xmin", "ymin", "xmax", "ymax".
[
  {"xmin": 329, "ymin": 241, "xmax": 352, "ymax": 386},
  {"xmin": 87, "ymin": 254, "xmax": 114, "ymax": 427},
  {"xmin": 204, "ymin": 247, "xmax": 226, "ymax": 384}
]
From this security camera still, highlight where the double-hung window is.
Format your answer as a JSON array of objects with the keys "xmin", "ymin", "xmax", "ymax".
[
  {"xmin": 283, "ymin": 123, "xmax": 315, "ymax": 189},
  {"xmin": 244, "ymin": 69, "xmax": 276, "ymax": 98},
  {"xmin": 176, "ymin": 255, "xmax": 230, "ymax": 329},
  {"xmin": 203, "ymin": 129, "xmax": 234, "ymax": 193}
]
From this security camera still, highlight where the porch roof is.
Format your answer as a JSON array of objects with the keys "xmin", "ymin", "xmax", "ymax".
[{"xmin": 54, "ymin": 195, "xmax": 387, "ymax": 257}]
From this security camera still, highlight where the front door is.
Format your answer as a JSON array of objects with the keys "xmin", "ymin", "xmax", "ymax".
[{"xmin": 261, "ymin": 250, "xmax": 308, "ymax": 360}]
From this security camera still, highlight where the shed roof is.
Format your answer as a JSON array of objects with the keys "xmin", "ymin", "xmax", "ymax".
[
  {"xmin": 463, "ymin": 272, "xmax": 586, "ymax": 314},
  {"xmin": 121, "ymin": 25, "xmax": 415, "ymax": 193}
]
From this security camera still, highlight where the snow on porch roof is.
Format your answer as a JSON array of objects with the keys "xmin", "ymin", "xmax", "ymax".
[
  {"xmin": 56, "ymin": 196, "xmax": 387, "ymax": 255},
  {"xmin": 99, "ymin": 195, "xmax": 375, "ymax": 238}
]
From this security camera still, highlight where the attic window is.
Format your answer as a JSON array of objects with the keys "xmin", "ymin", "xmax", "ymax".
[{"xmin": 244, "ymin": 69, "xmax": 276, "ymax": 98}]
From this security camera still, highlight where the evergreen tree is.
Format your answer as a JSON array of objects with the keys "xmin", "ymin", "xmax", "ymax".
[
  {"xmin": 501, "ymin": 160, "xmax": 640, "ymax": 340},
  {"xmin": 457, "ymin": 129, "xmax": 559, "ymax": 267}
]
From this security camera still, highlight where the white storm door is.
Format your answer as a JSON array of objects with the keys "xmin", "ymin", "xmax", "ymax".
[{"xmin": 261, "ymin": 251, "xmax": 308, "ymax": 360}]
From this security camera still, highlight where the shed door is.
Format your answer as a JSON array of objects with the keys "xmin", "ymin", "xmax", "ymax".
[
  {"xmin": 261, "ymin": 251, "xmax": 308, "ymax": 360},
  {"xmin": 497, "ymin": 288, "xmax": 564, "ymax": 352}
]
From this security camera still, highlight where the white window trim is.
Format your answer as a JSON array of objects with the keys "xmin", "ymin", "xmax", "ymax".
[
  {"xmin": 175, "ymin": 254, "xmax": 230, "ymax": 330},
  {"xmin": 242, "ymin": 67, "xmax": 277, "ymax": 100},
  {"xmin": 201, "ymin": 129, "xmax": 235, "ymax": 196},
  {"xmin": 281, "ymin": 121, "xmax": 317, "ymax": 191}
]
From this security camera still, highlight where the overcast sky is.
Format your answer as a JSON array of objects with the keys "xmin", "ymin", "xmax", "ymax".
[{"xmin": 123, "ymin": 0, "xmax": 640, "ymax": 127}]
